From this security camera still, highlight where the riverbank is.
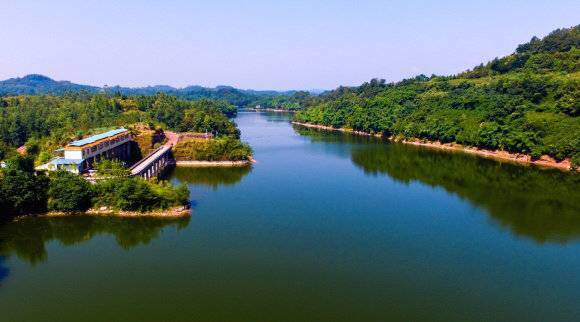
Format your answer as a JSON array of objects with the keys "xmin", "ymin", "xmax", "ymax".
[
  {"xmin": 34, "ymin": 205, "xmax": 191, "ymax": 219},
  {"xmin": 243, "ymin": 108, "xmax": 296, "ymax": 113},
  {"xmin": 176, "ymin": 158, "xmax": 254, "ymax": 167},
  {"xmin": 292, "ymin": 122, "xmax": 576, "ymax": 171},
  {"xmin": 175, "ymin": 160, "xmax": 252, "ymax": 167}
]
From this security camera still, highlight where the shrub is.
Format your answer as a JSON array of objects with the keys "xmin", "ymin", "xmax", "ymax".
[
  {"xmin": 93, "ymin": 177, "xmax": 189, "ymax": 212},
  {"xmin": 173, "ymin": 137, "xmax": 252, "ymax": 161},
  {"xmin": 94, "ymin": 159, "xmax": 130, "ymax": 178},
  {"xmin": 47, "ymin": 171, "xmax": 94, "ymax": 212},
  {"xmin": 0, "ymin": 159, "xmax": 49, "ymax": 217}
]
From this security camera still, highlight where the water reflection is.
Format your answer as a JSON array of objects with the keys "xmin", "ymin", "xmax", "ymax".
[
  {"xmin": 0, "ymin": 257, "xmax": 8, "ymax": 285},
  {"xmin": 294, "ymin": 126, "xmax": 580, "ymax": 244},
  {"xmin": 239, "ymin": 110, "xmax": 294, "ymax": 123},
  {"xmin": 293, "ymin": 126, "xmax": 375, "ymax": 144},
  {"xmin": 351, "ymin": 143, "xmax": 580, "ymax": 243},
  {"xmin": 169, "ymin": 166, "xmax": 252, "ymax": 189},
  {"xmin": 0, "ymin": 216, "xmax": 190, "ymax": 265},
  {"xmin": 292, "ymin": 126, "xmax": 372, "ymax": 159}
]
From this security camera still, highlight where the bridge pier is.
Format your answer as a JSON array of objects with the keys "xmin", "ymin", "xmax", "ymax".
[{"xmin": 129, "ymin": 145, "xmax": 174, "ymax": 180}]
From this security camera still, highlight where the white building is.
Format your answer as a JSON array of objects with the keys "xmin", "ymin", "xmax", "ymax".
[{"xmin": 37, "ymin": 128, "xmax": 131, "ymax": 174}]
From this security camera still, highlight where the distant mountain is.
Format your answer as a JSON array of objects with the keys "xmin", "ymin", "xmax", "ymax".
[
  {"xmin": 306, "ymin": 88, "xmax": 327, "ymax": 95},
  {"xmin": 0, "ymin": 74, "xmax": 99, "ymax": 95},
  {"xmin": 0, "ymin": 74, "xmax": 315, "ymax": 106}
]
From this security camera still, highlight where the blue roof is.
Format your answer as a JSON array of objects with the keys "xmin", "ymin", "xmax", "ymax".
[
  {"xmin": 68, "ymin": 128, "xmax": 128, "ymax": 147},
  {"xmin": 50, "ymin": 157, "xmax": 84, "ymax": 165}
]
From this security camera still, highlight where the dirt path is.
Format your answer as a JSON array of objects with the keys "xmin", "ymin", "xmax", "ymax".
[{"xmin": 164, "ymin": 131, "xmax": 180, "ymax": 146}]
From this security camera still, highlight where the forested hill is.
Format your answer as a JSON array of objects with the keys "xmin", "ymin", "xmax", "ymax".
[
  {"xmin": 0, "ymin": 75, "xmax": 301, "ymax": 107},
  {"xmin": 295, "ymin": 25, "xmax": 580, "ymax": 166},
  {"xmin": 0, "ymin": 74, "xmax": 99, "ymax": 95}
]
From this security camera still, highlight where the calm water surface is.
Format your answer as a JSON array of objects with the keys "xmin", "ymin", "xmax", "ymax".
[{"xmin": 1, "ymin": 112, "xmax": 579, "ymax": 321}]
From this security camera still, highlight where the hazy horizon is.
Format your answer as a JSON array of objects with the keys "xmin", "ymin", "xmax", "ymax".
[{"xmin": 1, "ymin": 0, "xmax": 579, "ymax": 90}]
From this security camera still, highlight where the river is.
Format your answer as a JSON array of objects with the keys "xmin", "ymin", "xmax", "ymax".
[{"xmin": 0, "ymin": 111, "xmax": 579, "ymax": 321}]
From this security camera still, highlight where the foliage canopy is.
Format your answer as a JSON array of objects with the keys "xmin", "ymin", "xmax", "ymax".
[{"xmin": 295, "ymin": 25, "xmax": 580, "ymax": 165}]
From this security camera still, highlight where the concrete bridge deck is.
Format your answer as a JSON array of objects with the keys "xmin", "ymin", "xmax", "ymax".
[{"xmin": 129, "ymin": 144, "xmax": 174, "ymax": 179}]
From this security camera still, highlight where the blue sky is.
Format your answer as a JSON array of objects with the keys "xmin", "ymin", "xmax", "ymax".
[{"xmin": 0, "ymin": 0, "xmax": 578, "ymax": 90}]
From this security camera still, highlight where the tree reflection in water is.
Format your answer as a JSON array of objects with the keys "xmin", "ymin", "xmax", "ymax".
[
  {"xmin": 169, "ymin": 166, "xmax": 251, "ymax": 189},
  {"xmin": 0, "ymin": 216, "xmax": 190, "ymax": 265},
  {"xmin": 294, "ymin": 125, "xmax": 580, "ymax": 244},
  {"xmin": 351, "ymin": 143, "xmax": 580, "ymax": 244},
  {"xmin": 0, "ymin": 257, "xmax": 8, "ymax": 285}
]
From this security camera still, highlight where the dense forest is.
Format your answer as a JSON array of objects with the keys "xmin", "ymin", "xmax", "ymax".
[
  {"xmin": 295, "ymin": 25, "xmax": 579, "ymax": 166},
  {"xmin": 0, "ymin": 93, "xmax": 252, "ymax": 219},
  {"xmin": 0, "ymin": 74, "xmax": 308, "ymax": 108},
  {"xmin": 248, "ymin": 90, "xmax": 315, "ymax": 111},
  {"xmin": 0, "ymin": 93, "xmax": 245, "ymax": 162},
  {"xmin": 0, "ymin": 156, "xmax": 189, "ymax": 220}
]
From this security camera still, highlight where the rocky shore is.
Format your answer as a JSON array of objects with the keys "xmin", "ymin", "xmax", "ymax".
[
  {"xmin": 175, "ymin": 159, "xmax": 253, "ymax": 167},
  {"xmin": 38, "ymin": 205, "xmax": 191, "ymax": 218}
]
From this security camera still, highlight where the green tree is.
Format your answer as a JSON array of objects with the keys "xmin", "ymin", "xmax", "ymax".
[
  {"xmin": 47, "ymin": 171, "xmax": 93, "ymax": 212},
  {"xmin": 180, "ymin": 107, "xmax": 240, "ymax": 137},
  {"xmin": 0, "ymin": 157, "xmax": 49, "ymax": 217},
  {"xmin": 294, "ymin": 25, "xmax": 580, "ymax": 166},
  {"xmin": 92, "ymin": 177, "xmax": 188, "ymax": 212},
  {"xmin": 94, "ymin": 159, "xmax": 130, "ymax": 178},
  {"xmin": 3, "ymin": 155, "xmax": 35, "ymax": 172}
]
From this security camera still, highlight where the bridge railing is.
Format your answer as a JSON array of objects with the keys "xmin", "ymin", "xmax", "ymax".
[{"xmin": 129, "ymin": 146, "xmax": 166, "ymax": 172}]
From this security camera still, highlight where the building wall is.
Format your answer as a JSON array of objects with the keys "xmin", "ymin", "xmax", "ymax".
[
  {"xmin": 64, "ymin": 150, "xmax": 83, "ymax": 160},
  {"xmin": 65, "ymin": 132, "xmax": 131, "ymax": 160},
  {"xmin": 39, "ymin": 131, "xmax": 132, "ymax": 175}
]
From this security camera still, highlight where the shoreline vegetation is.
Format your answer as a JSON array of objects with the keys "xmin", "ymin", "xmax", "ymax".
[
  {"xmin": 1, "ymin": 25, "xmax": 577, "ymax": 220},
  {"xmin": 292, "ymin": 122, "xmax": 575, "ymax": 171},
  {"xmin": 0, "ymin": 158, "xmax": 191, "ymax": 220},
  {"xmin": 136, "ymin": 127, "xmax": 254, "ymax": 167},
  {"xmin": 294, "ymin": 26, "xmax": 579, "ymax": 170},
  {"xmin": 172, "ymin": 136, "xmax": 253, "ymax": 163},
  {"xmin": 0, "ymin": 93, "xmax": 256, "ymax": 221}
]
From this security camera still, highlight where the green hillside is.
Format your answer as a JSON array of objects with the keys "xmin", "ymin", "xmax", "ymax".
[
  {"xmin": 295, "ymin": 25, "xmax": 579, "ymax": 166},
  {"xmin": 0, "ymin": 94, "xmax": 242, "ymax": 163},
  {"xmin": 0, "ymin": 75, "xmax": 304, "ymax": 107}
]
